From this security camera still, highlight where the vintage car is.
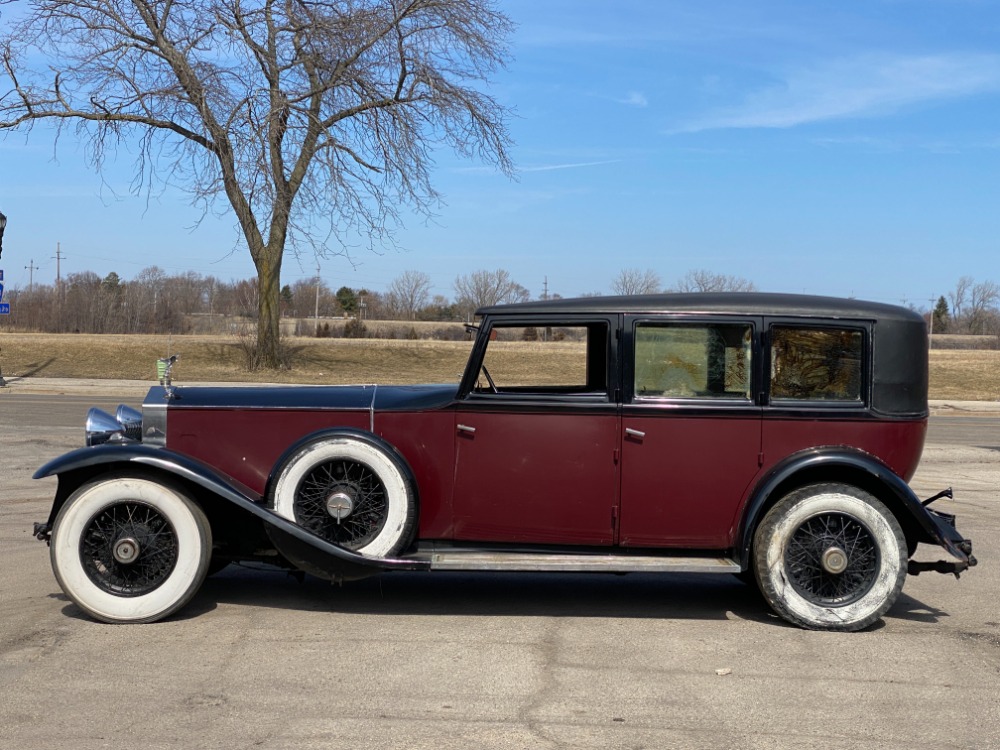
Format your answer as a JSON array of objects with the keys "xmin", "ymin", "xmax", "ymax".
[{"xmin": 33, "ymin": 293, "xmax": 975, "ymax": 630}]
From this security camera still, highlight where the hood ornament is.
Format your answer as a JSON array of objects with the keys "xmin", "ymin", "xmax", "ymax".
[{"xmin": 157, "ymin": 354, "xmax": 180, "ymax": 399}]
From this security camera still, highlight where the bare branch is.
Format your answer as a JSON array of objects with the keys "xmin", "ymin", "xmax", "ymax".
[{"xmin": 1, "ymin": 0, "xmax": 513, "ymax": 366}]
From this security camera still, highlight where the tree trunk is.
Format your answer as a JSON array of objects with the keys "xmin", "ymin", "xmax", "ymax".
[{"xmin": 255, "ymin": 248, "xmax": 283, "ymax": 369}]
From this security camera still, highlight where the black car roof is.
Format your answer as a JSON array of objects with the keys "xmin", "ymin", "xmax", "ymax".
[{"xmin": 477, "ymin": 292, "xmax": 924, "ymax": 323}]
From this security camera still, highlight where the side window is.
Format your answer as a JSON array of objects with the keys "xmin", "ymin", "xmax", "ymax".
[
  {"xmin": 634, "ymin": 323, "xmax": 752, "ymax": 399},
  {"xmin": 770, "ymin": 327, "xmax": 863, "ymax": 402},
  {"xmin": 476, "ymin": 322, "xmax": 609, "ymax": 396}
]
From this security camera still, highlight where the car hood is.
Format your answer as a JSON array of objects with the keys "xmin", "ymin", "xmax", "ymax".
[{"xmin": 150, "ymin": 383, "xmax": 459, "ymax": 412}]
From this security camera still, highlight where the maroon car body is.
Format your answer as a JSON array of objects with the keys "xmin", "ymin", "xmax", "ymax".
[{"xmin": 34, "ymin": 293, "xmax": 975, "ymax": 630}]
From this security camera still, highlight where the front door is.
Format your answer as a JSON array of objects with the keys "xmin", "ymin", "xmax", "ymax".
[{"xmin": 451, "ymin": 318, "xmax": 619, "ymax": 545}]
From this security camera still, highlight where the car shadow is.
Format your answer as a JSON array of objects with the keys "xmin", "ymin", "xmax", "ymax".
[
  {"xmin": 48, "ymin": 569, "xmax": 946, "ymax": 629},
  {"xmin": 187, "ymin": 566, "xmax": 783, "ymax": 625},
  {"xmin": 887, "ymin": 592, "xmax": 950, "ymax": 624}
]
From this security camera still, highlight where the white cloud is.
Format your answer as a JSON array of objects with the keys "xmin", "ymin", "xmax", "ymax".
[
  {"xmin": 518, "ymin": 159, "xmax": 621, "ymax": 173},
  {"xmin": 618, "ymin": 91, "xmax": 649, "ymax": 108},
  {"xmin": 674, "ymin": 53, "xmax": 1000, "ymax": 132}
]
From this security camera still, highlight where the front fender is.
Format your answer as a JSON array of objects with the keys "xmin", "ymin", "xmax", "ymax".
[
  {"xmin": 34, "ymin": 444, "xmax": 429, "ymax": 579},
  {"xmin": 736, "ymin": 448, "xmax": 974, "ymax": 569},
  {"xmin": 263, "ymin": 427, "xmax": 419, "ymax": 506}
]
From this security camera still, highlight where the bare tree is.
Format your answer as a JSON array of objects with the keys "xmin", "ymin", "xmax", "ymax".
[
  {"xmin": 946, "ymin": 276, "xmax": 1000, "ymax": 334},
  {"xmin": 1, "ymin": 0, "xmax": 513, "ymax": 367},
  {"xmin": 949, "ymin": 276, "xmax": 973, "ymax": 322},
  {"xmin": 968, "ymin": 280, "xmax": 1000, "ymax": 334},
  {"xmin": 612, "ymin": 268, "xmax": 661, "ymax": 296},
  {"xmin": 454, "ymin": 269, "xmax": 528, "ymax": 318},
  {"xmin": 384, "ymin": 269, "xmax": 431, "ymax": 320},
  {"xmin": 672, "ymin": 270, "xmax": 757, "ymax": 293}
]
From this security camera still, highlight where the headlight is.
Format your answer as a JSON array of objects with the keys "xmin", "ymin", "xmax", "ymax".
[
  {"xmin": 85, "ymin": 405, "xmax": 143, "ymax": 446},
  {"xmin": 115, "ymin": 404, "xmax": 143, "ymax": 441}
]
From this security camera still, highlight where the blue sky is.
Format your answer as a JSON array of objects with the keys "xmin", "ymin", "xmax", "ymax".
[{"xmin": 1, "ymin": 0, "xmax": 998, "ymax": 308}]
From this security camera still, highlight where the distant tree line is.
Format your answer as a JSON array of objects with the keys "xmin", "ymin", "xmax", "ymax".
[
  {"xmin": 2, "ymin": 265, "xmax": 997, "ymax": 342},
  {"xmin": 0, "ymin": 266, "xmax": 529, "ymax": 334},
  {"xmin": 931, "ymin": 276, "xmax": 1000, "ymax": 336}
]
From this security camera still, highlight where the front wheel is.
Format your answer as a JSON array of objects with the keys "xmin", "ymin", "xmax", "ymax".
[
  {"xmin": 753, "ymin": 483, "xmax": 906, "ymax": 632},
  {"xmin": 50, "ymin": 475, "xmax": 212, "ymax": 624}
]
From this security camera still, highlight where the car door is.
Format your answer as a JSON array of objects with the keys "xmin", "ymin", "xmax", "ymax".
[
  {"xmin": 451, "ymin": 316, "xmax": 620, "ymax": 545},
  {"xmin": 617, "ymin": 316, "xmax": 764, "ymax": 548}
]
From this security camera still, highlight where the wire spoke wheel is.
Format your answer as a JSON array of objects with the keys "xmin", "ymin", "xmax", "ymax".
[
  {"xmin": 272, "ymin": 435, "xmax": 417, "ymax": 558},
  {"xmin": 785, "ymin": 512, "xmax": 879, "ymax": 606},
  {"xmin": 753, "ymin": 483, "xmax": 907, "ymax": 631},
  {"xmin": 52, "ymin": 476, "xmax": 211, "ymax": 623},
  {"xmin": 80, "ymin": 501, "xmax": 179, "ymax": 597},
  {"xmin": 295, "ymin": 460, "xmax": 389, "ymax": 550}
]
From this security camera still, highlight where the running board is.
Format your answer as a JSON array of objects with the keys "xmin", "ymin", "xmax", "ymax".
[{"xmin": 421, "ymin": 550, "xmax": 741, "ymax": 574}]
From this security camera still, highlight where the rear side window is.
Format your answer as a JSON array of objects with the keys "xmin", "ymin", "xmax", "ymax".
[
  {"xmin": 770, "ymin": 327, "xmax": 863, "ymax": 402},
  {"xmin": 634, "ymin": 323, "xmax": 752, "ymax": 399}
]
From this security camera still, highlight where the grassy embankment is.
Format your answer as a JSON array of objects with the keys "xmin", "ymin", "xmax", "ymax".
[{"xmin": 0, "ymin": 332, "xmax": 997, "ymax": 400}]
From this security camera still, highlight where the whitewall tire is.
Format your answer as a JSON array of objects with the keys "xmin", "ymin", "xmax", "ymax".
[
  {"xmin": 50, "ymin": 476, "xmax": 212, "ymax": 624},
  {"xmin": 753, "ymin": 483, "xmax": 907, "ymax": 632},
  {"xmin": 271, "ymin": 436, "xmax": 416, "ymax": 558}
]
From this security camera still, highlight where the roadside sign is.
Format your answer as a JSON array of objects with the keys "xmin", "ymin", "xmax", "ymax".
[
  {"xmin": 0, "ymin": 304, "xmax": 9, "ymax": 314},
  {"xmin": 0, "ymin": 269, "xmax": 4, "ymax": 281}
]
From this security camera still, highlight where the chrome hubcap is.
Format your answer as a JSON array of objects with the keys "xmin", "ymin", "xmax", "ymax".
[
  {"xmin": 325, "ymin": 491, "xmax": 355, "ymax": 522},
  {"xmin": 112, "ymin": 537, "xmax": 141, "ymax": 564},
  {"xmin": 821, "ymin": 546, "xmax": 849, "ymax": 575}
]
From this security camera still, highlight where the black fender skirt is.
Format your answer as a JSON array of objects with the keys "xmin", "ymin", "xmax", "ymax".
[{"xmin": 34, "ymin": 444, "xmax": 430, "ymax": 581}]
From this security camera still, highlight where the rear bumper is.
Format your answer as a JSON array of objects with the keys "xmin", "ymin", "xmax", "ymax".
[{"xmin": 909, "ymin": 504, "xmax": 976, "ymax": 577}]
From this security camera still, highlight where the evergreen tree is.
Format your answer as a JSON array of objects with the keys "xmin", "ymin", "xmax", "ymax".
[{"xmin": 933, "ymin": 296, "xmax": 950, "ymax": 334}]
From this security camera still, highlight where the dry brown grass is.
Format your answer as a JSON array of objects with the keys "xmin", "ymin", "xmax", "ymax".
[
  {"xmin": 926, "ymin": 349, "xmax": 1000, "ymax": 401},
  {"xmin": 0, "ymin": 333, "xmax": 473, "ymax": 385},
  {"xmin": 0, "ymin": 332, "xmax": 997, "ymax": 399}
]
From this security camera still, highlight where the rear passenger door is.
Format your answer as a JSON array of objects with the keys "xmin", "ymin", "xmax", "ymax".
[{"xmin": 617, "ymin": 316, "xmax": 764, "ymax": 548}]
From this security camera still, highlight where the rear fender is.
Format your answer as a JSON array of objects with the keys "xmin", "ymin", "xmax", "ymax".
[
  {"xmin": 736, "ymin": 448, "xmax": 974, "ymax": 570},
  {"xmin": 33, "ymin": 445, "xmax": 429, "ymax": 580}
]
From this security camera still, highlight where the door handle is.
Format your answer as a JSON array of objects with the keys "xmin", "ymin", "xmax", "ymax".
[
  {"xmin": 625, "ymin": 428, "xmax": 645, "ymax": 439},
  {"xmin": 457, "ymin": 424, "xmax": 477, "ymax": 434}
]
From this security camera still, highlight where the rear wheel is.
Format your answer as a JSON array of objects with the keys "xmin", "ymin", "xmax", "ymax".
[
  {"xmin": 753, "ymin": 483, "xmax": 906, "ymax": 631},
  {"xmin": 50, "ymin": 476, "xmax": 212, "ymax": 624}
]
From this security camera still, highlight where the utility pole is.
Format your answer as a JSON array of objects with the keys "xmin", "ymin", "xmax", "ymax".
[
  {"xmin": 928, "ymin": 297, "xmax": 937, "ymax": 349},
  {"xmin": 24, "ymin": 259, "xmax": 37, "ymax": 294},
  {"xmin": 54, "ymin": 242, "xmax": 63, "ymax": 288},
  {"xmin": 314, "ymin": 261, "xmax": 321, "ymax": 335},
  {"xmin": 542, "ymin": 276, "xmax": 549, "ymax": 301},
  {"xmin": 53, "ymin": 243, "xmax": 64, "ymax": 327}
]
